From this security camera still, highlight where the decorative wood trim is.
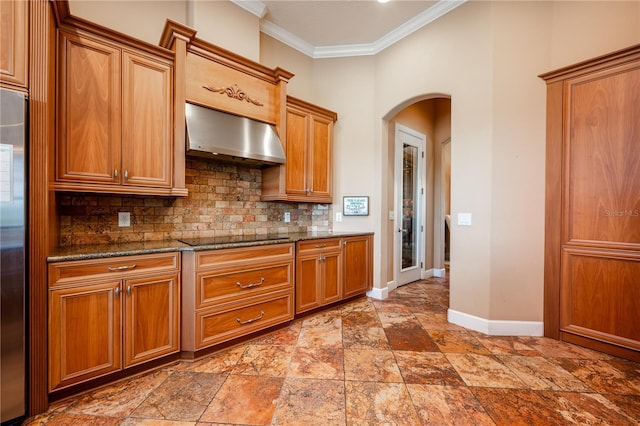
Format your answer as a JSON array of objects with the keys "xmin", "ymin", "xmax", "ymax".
[
  {"xmin": 542, "ymin": 81, "xmax": 563, "ymax": 340},
  {"xmin": 28, "ymin": 0, "xmax": 56, "ymax": 416},
  {"xmin": 202, "ymin": 83, "xmax": 264, "ymax": 106},
  {"xmin": 539, "ymin": 44, "xmax": 640, "ymax": 83}
]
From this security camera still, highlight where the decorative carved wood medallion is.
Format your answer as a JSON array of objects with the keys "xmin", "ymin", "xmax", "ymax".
[{"xmin": 202, "ymin": 83, "xmax": 264, "ymax": 106}]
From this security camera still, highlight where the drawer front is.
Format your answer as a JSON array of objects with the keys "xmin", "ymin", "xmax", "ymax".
[
  {"xmin": 196, "ymin": 290, "xmax": 293, "ymax": 349},
  {"xmin": 197, "ymin": 261, "xmax": 293, "ymax": 308},
  {"xmin": 196, "ymin": 243, "xmax": 294, "ymax": 270},
  {"xmin": 49, "ymin": 252, "xmax": 180, "ymax": 287},
  {"xmin": 297, "ymin": 238, "xmax": 342, "ymax": 254}
]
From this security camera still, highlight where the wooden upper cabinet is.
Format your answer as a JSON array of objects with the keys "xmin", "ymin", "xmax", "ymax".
[
  {"xmin": 54, "ymin": 24, "xmax": 184, "ymax": 196},
  {"xmin": 262, "ymin": 96, "xmax": 337, "ymax": 203},
  {"xmin": 57, "ymin": 31, "xmax": 121, "ymax": 185},
  {"xmin": 121, "ymin": 51, "xmax": 172, "ymax": 188},
  {"xmin": 0, "ymin": 0, "xmax": 28, "ymax": 90}
]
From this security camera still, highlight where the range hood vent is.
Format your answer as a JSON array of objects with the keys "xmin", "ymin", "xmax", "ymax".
[{"xmin": 185, "ymin": 103, "xmax": 286, "ymax": 166}]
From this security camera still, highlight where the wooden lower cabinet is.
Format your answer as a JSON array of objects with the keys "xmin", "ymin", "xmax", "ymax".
[
  {"xmin": 48, "ymin": 253, "xmax": 180, "ymax": 391},
  {"xmin": 295, "ymin": 235, "xmax": 373, "ymax": 315},
  {"xmin": 343, "ymin": 235, "xmax": 373, "ymax": 299},
  {"xmin": 182, "ymin": 244, "xmax": 295, "ymax": 353},
  {"xmin": 296, "ymin": 238, "xmax": 342, "ymax": 314}
]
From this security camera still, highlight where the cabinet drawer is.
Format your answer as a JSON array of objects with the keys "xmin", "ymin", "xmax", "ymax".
[
  {"xmin": 196, "ymin": 290, "xmax": 293, "ymax": 349},
  {"xmin": 196, "ymin": 243, "xmax": 293, "ymax": 270},
  {"xmin": 197, "ymin": 261, "xmax": 293, "ymax": 308},
  {"xmin": 49, "ymin": 252, "xmax": 180, "ymax": 287},
  {"xmin": 297, "ymin": 238, "xmax": 342, "ymax": 254}
]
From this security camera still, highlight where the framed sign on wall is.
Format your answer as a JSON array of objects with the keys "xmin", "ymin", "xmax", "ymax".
[{"xmin": 343, "ymin": 196, "xmax": 369, "ymax": 216}]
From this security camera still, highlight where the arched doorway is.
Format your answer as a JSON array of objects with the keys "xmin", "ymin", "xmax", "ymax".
[{"xmin": 385, "ymin": 95, "xmax": 451, "ymax": 290}]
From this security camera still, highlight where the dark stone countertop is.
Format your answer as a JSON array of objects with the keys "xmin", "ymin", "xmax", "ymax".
[{"xmin": 47, "ymin": 231, "xmax": 374, "ymax": 263}]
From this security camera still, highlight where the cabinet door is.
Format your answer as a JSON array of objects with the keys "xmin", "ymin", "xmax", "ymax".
[
  {"xmin": 308, "ymin": 114, "xmax": 333, "ymax": 200},
  {"xmin": 123, "ymin": 273, "xmax": 180, "ymax": 367},
  {"xmin": 321, "ymin": 250, "xmax": 342, "ymax": 305},
  {"xmin": 343, "ymin": 236, "xmax": 372, "ymax": 298},
  {"xmin": 49, "ymin": 281, "xmax": 122, "ymax": 391},
  {"xmin": 285, "ymin": 106, "xmax": 309, "ymax": 197},
  {"xmin": 121, "ymin": 51, "xmax": 172, "ymax": 188},
  {"xmin": 0, "ymin": 0, "xmax": 28, "ymax": 89},
  {"xmin": 296, "ymin": 254, "xmax": 321, "ymax": 314},
  {"xmin": 57, "ymin": 31, "xmax": 121, "ymax": 184}
]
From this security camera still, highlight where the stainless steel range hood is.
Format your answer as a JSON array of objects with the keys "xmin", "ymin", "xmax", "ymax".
[{"xmin": 185, "ymin": 103, "xmax": 286, "ymax": 166}]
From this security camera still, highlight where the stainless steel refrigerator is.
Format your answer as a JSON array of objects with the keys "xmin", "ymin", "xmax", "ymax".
[{"xmin": 0, "ymin": 88, "xmax": 27, "ymax": 424}]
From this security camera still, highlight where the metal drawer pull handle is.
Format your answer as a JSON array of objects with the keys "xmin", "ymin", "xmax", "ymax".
[
  {"xmin": 315, "ymin": 243, "xmax": 326, "ymax": 248},
  {"xmin": 107, "ymin": 264, "xmax": 137, "ymax": 272},
  {"xmin": 236, "ymin": 310, "xmax": 265, "ymax": 325},
  {"xmin": 236, "ymin": 277, "xmax": 264, "ymax": 289}
]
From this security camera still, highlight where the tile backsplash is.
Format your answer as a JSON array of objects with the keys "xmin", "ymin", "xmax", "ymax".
[{"xmin": 58, "ymin": 158, "xmax": 332, "ymax": 246}]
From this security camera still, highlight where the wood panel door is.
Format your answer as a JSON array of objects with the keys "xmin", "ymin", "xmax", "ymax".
[
  {"xmin": 49, "ymin": 281, "xmax": 122, "ymax": 391},
  {"xmin": 57, "ymin": 31, "xmax": 121, "ymax": 184},
  {"xmin": 285, "ymin": 106, "xmax": 309, "ymax": 198},
  {"xmin": 121, "ymin": 51, "xmax": 172, "ymax": 188},
  {"xmin": 343, "ymin": 235, "xmax": 372, "ymax": 299},
  {"xmin": 321, "ymin": 250, "xmax": 342, "ymax": 305},
  {"xmin": 123, "ymin": 273, "xmax": 180, "ymax": 367},
  {"xmin": 542, "ymin": 45, "xmax": 640, "ymax": 361},
  {"xmin": 308, "ymin": 114, "xmax": 333, "ymax": 200},
  {"xmin": 0, "ymin": 0, "xmax": 28, "ymax": 90},
  {"xmin": 295, "ymin": 254, "xmax": 322, "ymax": 314}
]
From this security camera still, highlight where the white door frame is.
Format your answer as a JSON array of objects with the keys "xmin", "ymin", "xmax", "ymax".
[{"xmin": 394, "ymin": 124, "xmax": 426, "ymax": 288}]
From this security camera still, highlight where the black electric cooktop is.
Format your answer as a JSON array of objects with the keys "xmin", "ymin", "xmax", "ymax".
[{"xmin": 178, "ymin": 235, "xmax": 290, "ymax": 246}]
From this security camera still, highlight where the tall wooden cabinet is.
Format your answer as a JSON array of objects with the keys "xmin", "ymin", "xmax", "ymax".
[
  {"xmin": 0, "ymin": 0, "xmax": 28, "ymax": 90},
  {"xmin": 48, "ymin": 253, "xmax": 181, "ymax": 391},
  {"xmin": 541, "ymin": 44, "xmax": 640, "ymax": 362},
  {"xmin": 263, "ymin": 96, "xmax": 337, "ymax": 203},
  {"xmin": 54, "ymin": 20, "xmax": 186, "ymax": 196}
]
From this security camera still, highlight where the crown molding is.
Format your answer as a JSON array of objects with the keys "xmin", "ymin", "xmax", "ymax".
[
  {"xmin": 233, "ymin": 0, "xmax": 466, "ymax": 58},
  {"xmin": 231, "ymin": 0, "xmax": 268, "ymax": 18}
]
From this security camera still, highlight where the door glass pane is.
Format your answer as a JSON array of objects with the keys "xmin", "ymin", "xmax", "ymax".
[{"xmin": 402, "ymin": 144, "xmax": 418, "ymax": 269}]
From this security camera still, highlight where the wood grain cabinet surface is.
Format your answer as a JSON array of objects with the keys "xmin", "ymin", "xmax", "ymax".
[
  {"xmin": 262, "ymin": 96, "xmax": 337, "ymax": 203},
  {"xmin": 295, "ymin": 235, "xmax": 373, "ymax": 315},
  {"xmin": 541, "ymin": 44, "xmax": 640, "ymax": 362},
  {"xmin": 55, "ymin": 26, "xmax": 182, "ymax": 196},
  {"xmin": 0, "ymin": 0, "xmax": 28, "ymax": 90},
  {"xmin": 48, "ymin": 252, "xmax": 180, "ymax": 391},
  {"xmin": 181, "ymin": 244, "xmax": 295, "ymax": 354}
]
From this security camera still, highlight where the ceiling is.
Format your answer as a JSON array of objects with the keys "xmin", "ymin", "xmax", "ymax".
[{"xmin": 232, "ymin": 0, "xmax": 466, "ymax": 58}]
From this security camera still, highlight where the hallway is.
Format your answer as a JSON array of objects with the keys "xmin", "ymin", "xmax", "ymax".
[{"xmin": 25, "ymin": 276, "xmax": 640, "ymax": 425}]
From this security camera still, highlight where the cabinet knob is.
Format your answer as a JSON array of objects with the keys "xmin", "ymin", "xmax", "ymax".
[
  {"xmin": 115, "ymin": 287, "xmax": 120, "ymax": 297},
  {"xmin": 126, "ymin": 285, "xmax": 131, "ymax": 295},
  {"xmin": 114, "ymin": 169, "xmax": 118, "ymax": 179},
  {"xmin": 124, "ymin": 170, "xmax": 129, "ymax": 180}
]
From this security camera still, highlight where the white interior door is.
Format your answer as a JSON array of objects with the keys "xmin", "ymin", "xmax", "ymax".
[{"xmin": 394, "ymin": 124, "xmax": 425, "ymax": 287}]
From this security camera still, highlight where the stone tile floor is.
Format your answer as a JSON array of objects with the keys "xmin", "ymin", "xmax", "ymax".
[{"xmin": 24, "ymin": 276, "xmax": 640, "ymax": 425}]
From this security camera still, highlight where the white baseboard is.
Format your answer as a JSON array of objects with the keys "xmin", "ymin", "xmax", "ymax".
[
  {"xmin": 448, "ymin": 309, "xmax": 543, "ymax": 336},
  {"xmin": 424, "ymin": 268, "xmax": 447, "ymax": 278},
  {"xmin": 367, "ymin": 283, "xmax": 391, "ymax": 300}
]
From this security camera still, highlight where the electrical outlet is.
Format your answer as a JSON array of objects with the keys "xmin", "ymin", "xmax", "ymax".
[
  {"xmin": 336, "ymin": 212, "xmax": 342, "ymax": 222},
  {"xmin": 118, "ymin": 212, "xmax": 131, "ymax": 227},
  {"xmin": 284, "ymin": 212, "xmax": 291, "ymax": 223}
]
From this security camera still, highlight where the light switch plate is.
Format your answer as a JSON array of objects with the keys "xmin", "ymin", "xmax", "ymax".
[
  {"xmin": 389, "ymin": 211, "xmax": 395, "ymax": 221},
  {"xmin": 336, "ymin": 212, "xmax": 343, "ymax": 222},
  {"xmin": 457, "ymin": 212, "xmax": 472, "ymax": 226},
  {"xmin": 284, "ymin": 212, "xmax": 291, "ymax": 223},
  {"xmin": 118, "ymin": 212, "xmax": 131, "ymax": 227}
]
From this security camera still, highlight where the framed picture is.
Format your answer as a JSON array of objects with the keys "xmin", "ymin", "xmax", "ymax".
[{"xmin": 343, "ymin": 196, "xmax": 369, "ymax": 216}]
